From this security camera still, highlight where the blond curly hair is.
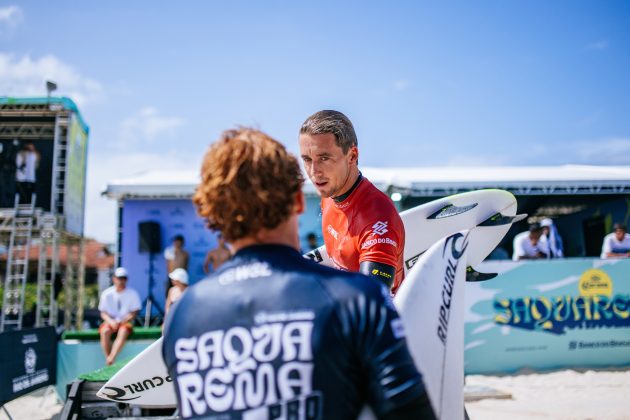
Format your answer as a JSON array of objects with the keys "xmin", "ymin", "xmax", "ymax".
[{"xmin": 193, "ymin": 128, "xmax": 304, "ymax": 242}]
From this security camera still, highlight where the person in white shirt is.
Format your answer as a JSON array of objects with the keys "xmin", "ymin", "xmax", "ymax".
[
  {"xmin": 98, "ymin": 267, "xmax": 141, "ymax": 365},
  {"xmin": 601, "ymin": 223, "xmax": 630, "ymax": 259},
  {"xmin": 15, "ymin": 142, "xmax": 40, "ymax": 204},
  {"xmin": 512, "ymin": 223, "xmax": 550, "ymax": 261}
]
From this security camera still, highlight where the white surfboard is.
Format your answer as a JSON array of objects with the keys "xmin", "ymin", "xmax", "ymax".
[
  {"xmin": 393, "ymin": 230, "xmax": 470, "ymax": 419},
  {"xmin": 98, "ymin": 189, "xmax": 522, "ymax": 409}
]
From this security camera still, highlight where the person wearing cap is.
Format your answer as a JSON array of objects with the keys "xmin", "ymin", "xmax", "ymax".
[
  {"xmin": 98, "ymin": 267, "xmax": 142, "ymax": 365},
  {"xmin": 164, "ymin": 268, "xmax": 189, "ymax": 316},
  {"xmin": 601, "ymin": 223, "xmax": 630, "ymax": 259},
  {"xmin": 164, "ymin": 234, "xmax": 189, "ymax": 297},
  {"xmin": 539, "ymin": 218, "xmax": 564, "ymax": 258},
  {"xmin": 512, "ymin": 223, "xmax": 550, "ymax": 261}
]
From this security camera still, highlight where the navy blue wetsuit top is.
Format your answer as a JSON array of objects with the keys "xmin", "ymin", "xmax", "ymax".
[{"xmin": 163, "ymin": 244, "xmax": 429, "ymax": 420}]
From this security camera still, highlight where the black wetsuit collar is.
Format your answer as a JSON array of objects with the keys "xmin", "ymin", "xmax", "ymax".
[{"xmin": 333, "ymin": 172, "xmax": 363, "ymax": 203}]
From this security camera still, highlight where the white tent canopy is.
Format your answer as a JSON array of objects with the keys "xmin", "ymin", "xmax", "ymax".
[{"xmin": 103, "ymin": 165, "xmax": 630, "ymax": 200}]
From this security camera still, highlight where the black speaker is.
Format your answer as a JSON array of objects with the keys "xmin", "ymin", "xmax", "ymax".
[{"xmin": 138, "ymin": 221, "xmax": 162, "ymax": 253}]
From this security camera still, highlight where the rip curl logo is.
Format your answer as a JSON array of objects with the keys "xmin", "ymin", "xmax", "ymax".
[
  {"xmin": 371, "ymin": 221, "xmax": 388, "ymax": 236},
  {"xmin": 304, "ymin": 249, "xmax": 323, "ymax": 263},
  {"xmin": 100, "ymin": 376, "xmax": 173, "ymax": 402},
  {"xmin": 437, "ymin": 232, "xmax": 469, "ymax": 346},
  {"xmin": 174, "ymin": 316, "xmax": 318, "ymax": 418}
]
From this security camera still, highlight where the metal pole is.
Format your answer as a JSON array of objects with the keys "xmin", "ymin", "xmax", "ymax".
[{"xmin": 1, "ymin": 404, "xmax": 14, "ymax": 420}]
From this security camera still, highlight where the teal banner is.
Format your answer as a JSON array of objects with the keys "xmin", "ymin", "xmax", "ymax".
[{"xmin": 465, "ymin": 258, "xmax": 630, "ymax": 374}]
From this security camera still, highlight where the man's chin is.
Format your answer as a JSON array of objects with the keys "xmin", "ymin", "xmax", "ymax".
[{"xmin": 315, "ymin": 187, "xmax": 333, "ymax": 198}]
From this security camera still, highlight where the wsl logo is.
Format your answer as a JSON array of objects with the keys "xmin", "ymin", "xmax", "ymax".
[{"xmin": 494, "ymin": 268, "xmax": 630, "ymax": 335}]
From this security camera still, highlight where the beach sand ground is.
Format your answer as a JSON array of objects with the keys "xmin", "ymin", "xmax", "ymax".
[{"xmin": 1, "ymin": 369, "xmax": 629, "ymax": 420}]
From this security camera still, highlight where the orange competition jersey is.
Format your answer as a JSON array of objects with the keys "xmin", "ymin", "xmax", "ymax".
[{"xmin": 321, "ymin": 176, "xmax": 405, "ymax": 292}]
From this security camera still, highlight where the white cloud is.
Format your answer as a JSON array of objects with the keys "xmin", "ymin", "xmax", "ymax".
[
  {"xmin": 84, "ymin": 151, "xmax": 200, "ymax": 243},
  {"xmin": 0, "ymin": 5, "xmax": 22, "ymax": 36},
  {"xmin": 0, "ymin": 53, "xmax": 104, "ymax": 106},
  {"xmin": 118, "ymin": 107, "xmax": 186, "ymax": 145},
  {"xmin": 445, "ymin": 153, "xmax": 511, "ymax": 166},
  {"xmin": 573, "ymin": 138, "xmax": 630, "ymax": 165},
  {"xmin": 585, "ymin": 40, "xmax": 609, "ymax": 51}
]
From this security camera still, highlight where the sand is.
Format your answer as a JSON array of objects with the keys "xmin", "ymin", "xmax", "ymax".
[
  {"xmin": 1, "ymin": 369, "xmax": 629, "ymax": 419},
  {"xmin": 0, "ymin": 386, "xmax": 62, "ymax": 420},
  {"xmin": 465, "ymin": 369, "xmax": 630, "ymax": 420}
]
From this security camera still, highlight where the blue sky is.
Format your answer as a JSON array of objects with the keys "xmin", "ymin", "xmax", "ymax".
[{"xmin": 1, "ymin": 1, "xmax": 629, "ymax": 242}]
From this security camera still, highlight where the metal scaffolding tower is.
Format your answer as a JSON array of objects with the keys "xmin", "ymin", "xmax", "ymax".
[
  {"xmin": 35, "ymin": 214, "xmax": 60, "ymax": 327},
  {"xmin": 1, "ymin": 98, "xmax": 89, "ymax": 331},
  {"xmin": 0, "ymin": 195, "xmax": 36, "ymax": 331}
]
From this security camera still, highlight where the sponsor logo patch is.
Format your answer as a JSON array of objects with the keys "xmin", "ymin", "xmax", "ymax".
[
  {"xmin": 99, "ymin": 376, "xmax": 173, "ymax": 402},
  {"xmin": 371, "ymin": 221, "xmax": 388, "ymax": 236},
  {"xmin": 361, "ymin": 237, "xmax": 398, "ymax": 249},
  {"xmin": 173, "ymin": 315, "xmax": 317, "ymax": 417}
]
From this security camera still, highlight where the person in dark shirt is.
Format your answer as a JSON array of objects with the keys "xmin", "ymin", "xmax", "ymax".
[{"xmin": 162, "ymin": 128, "xmax": 435, "ymax": 419}]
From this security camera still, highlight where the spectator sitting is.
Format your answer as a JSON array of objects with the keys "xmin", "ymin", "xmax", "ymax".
[
  {"xmin": 98, "ymin": 267, "xmax": 141, "ymax": 365},
  {"xmin": 540, "ymin": 218, "xmax": 564, "ymax": 258},
  {"xmin": 601, "ymin": 223, "xmax": 630, "ymax": 259},
  {"xmin": 512, "ymin": 223, "xmax": 550, "ymax": 261}
]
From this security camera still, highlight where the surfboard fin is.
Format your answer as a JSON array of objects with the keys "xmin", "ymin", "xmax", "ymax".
[
  {"xmin": 478, "ymin": 212, "xmax": 527, "ymax": 227},
  {"xmin": 427, "ymin": 203, "xmax": 478, "ymax": 219},
  {"xmin": 466, "ymin": 266, "xmax": 497, "ymax": 282}
]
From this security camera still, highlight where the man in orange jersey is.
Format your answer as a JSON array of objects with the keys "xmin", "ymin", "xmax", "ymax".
[{"xmin": 299, "ymin": 110, "xmax": 405, "ymax": 293}]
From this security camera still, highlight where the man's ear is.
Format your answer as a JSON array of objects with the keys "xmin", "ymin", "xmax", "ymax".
[
  {"xmin": 294, "ymin": 190, "xmax": 305, "ymax": 215},
  {"xmin": 348, "ymin": 146, "xmax": 359, "ymax": 165}
]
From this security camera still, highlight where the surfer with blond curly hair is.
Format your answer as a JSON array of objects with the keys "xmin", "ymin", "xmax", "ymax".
[{"xmin": 162, "ymin": 128, "xmax": 435, "ymax": 419}]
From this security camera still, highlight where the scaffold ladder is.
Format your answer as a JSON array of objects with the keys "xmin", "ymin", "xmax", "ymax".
[
  {"xmin": 51, "ymin": 116, "xmax": 69, "ymax": 214},
  {"xmin": 36, "ymin": 215, "xmax": 60, "ymax": 327},
  {"xmin": 1, "ymin": 194, "xmax": 36, "ymax": 331}
]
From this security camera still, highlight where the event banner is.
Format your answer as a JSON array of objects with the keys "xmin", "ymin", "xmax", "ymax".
[
  {"xmin": 0, "ymin": 327, "xmax": 57, "ymax": 405},
  {"xmin": 63, "ymin": 115, "xmax": 89, "ymax": 236},
  {"xmin": 465, "ymin": 258, "xmax": 630, "ymax": 374}
]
